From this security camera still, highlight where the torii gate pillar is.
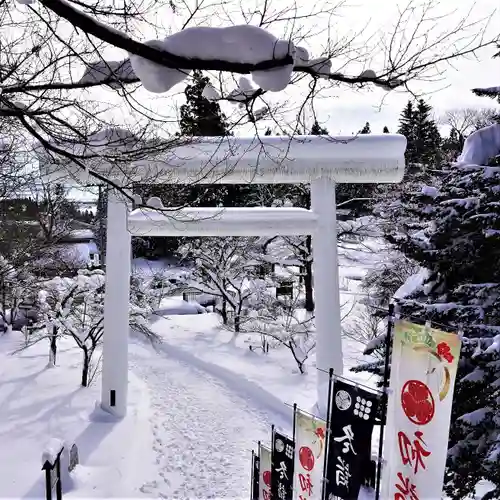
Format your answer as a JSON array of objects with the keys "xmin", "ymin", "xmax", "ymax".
[
  {"xmin": 311, "ymin": 178, "xmax": 343, "ymax": 408},
  {"xmin": 101, "ymin": 190, "xmax": 131, "ymax": 417}
]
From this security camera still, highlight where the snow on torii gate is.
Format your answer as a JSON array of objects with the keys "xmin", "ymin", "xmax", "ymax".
[{"xmin": 41, "ymin": 134, "xmax": 406, "ymax": 418}]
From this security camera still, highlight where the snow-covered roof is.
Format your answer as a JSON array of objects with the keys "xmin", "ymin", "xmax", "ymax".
[
  {"xmin": 39, "ymin": 134, "xmax": 406, "ymax": 186},
  {"xmin": 66, "ymin": 229, "xmax": 96, "ymax": 240}
]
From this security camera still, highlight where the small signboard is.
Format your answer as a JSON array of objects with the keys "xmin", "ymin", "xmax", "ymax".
[{"xmin": 69, "ymin": 443, "xmax": 79, "ymax": 472}]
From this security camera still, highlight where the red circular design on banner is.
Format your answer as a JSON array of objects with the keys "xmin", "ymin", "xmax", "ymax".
[
  {"xmin": 401, "ymin": 380, "xmax": 435, "ymax": 425},
  {"xmin": 299, "ymin": 446, "xmax": 315, "ymax": 471},
  {"xmin": 263, "ymin": 470, "xmax": 271, "ymax": 487}
]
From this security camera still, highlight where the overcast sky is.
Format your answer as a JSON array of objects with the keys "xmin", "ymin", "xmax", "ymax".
[
  {"xmin": 83, "ymin": 0, "xmax": 499, "ymax": 137},
  {"xmin": 309, "ymin": 0, "xmax": 500, "ymax": 134},
  {"xmin": 314, "ymin": 47, "xmax": 500, "ymax": 135}
]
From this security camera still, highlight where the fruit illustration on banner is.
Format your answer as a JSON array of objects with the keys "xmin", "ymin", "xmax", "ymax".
[
  {"xmin": 312, "ymin": 422, "xmax": 325, "ymax": 458},
  {"xmin": 263, "ymin": 470, "xmax": 271, "ymax": 487},
  {"xmin": 412, "ymin": 344, "xmax": 452, "ymax": 401},
  {"xmin": 299, "ymin": 446, "xmax": 315, "ymax": 471},
  {"xmin": 401, "ymin": 380, "xmax": 435, "ymax": 426}
]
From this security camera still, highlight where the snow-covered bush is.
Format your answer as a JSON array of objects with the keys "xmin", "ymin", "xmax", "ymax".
[
  {"xmin": 178, "ymin": 236, "xmax": 265, "ymax": 334},
  {"xmin": 33, "ymin": 269, "xmax": 158, "ymax": 386},
  {"xmin": 0, "ymin": 256, "xmax": 38, "ymax": 334},
  {"xmin": 242, "ymin": 293, "xmax": 315, "ymax": 373}
]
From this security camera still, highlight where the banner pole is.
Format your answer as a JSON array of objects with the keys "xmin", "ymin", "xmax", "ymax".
[
  {"xmin": 251, "ymin": 449, "xmax": 255, "ymax": 500},
  {"xmin": 271, "ymin": 425, "xmax": 275, "ymax": 463},
  {"xmin": 292, "ymin": 403, "xmax": 297, "ymax": 441},
  {"xmin": 321, "ymin": 368, "xmax": 335, "ymax": 500},
  {"xmin": 374, "ymin": 302, "xmax": 395, "ymax": 500}
]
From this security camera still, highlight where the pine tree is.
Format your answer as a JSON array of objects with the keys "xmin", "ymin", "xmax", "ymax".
[
  {"xmin": 397, "ymin": 101, "xmax": 417, "ymax": 163},
  {"xmin": 179, "ymin": 71, "xmax": 231, "ymax": 137},
  {"xmin": 397, "ymin": 99, "xmax": 441, "ymax": 168},
  {"xmin": 359, "ymin": 122, "xmax": 371, "ymax": 134},
  {"xmin": 383, "ymin": 126, "xmax": 390, "ymax": 133},
  {"xmin": 414, "ymin": 99, "xmax": 441, "ymax": 165},
  {"xmin": 310, "ymin": 120, "xmax": 329, "ymax": 135},
  {"xmin": 355, "ymin": 151, "xmax": 500, "ymax": 499}
]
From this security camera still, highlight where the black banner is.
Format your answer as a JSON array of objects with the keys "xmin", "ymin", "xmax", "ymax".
[
  {"xmin": 324, "ymin": 379, "xmax": 380, "ymax": 500},
  {"xmin": 252, "ymin": 452, "xmax": 260, "ymax": 500},
  {"xmin": 271, "ymin": 430, "xmax": 295, "ymax": 500}
]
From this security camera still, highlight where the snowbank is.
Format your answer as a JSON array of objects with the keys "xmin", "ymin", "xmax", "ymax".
[
  {"xmin": 457, "ymin": 123, "xmax": 500, "ymax": 166},
  {"xmin": 0, "ymin": 334, "xmax": 153, "ymax": 498}
]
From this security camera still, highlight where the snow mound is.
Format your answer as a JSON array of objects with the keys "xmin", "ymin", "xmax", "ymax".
[
  {"xmin": 129, "ymin": 39, "xmax": 189, "ymax": 93},
  {"xmin": 130, "ymin": 25, "xmax": 300, "ymax": 93},
  {"xmin": 79, "ymin": 59, "xmax": 136, "ymax": 88},
  {"xmin": 41, "ymin": 438, "xmax": 64, "ymax": 466},
  {"xmin": 421, "ymin": 185, "xmax": 439, "ymax": 198},
  {"xmin": 457, "ymin": 123, "xmax": 500, "ymax": 166},
  {"xmin": 393, "ymin": 268, "xmax": 430, "ymax": 300}
]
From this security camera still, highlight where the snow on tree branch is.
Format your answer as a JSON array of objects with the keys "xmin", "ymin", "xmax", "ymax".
[{"xmin": 27, "ymin": 0, "xmax": 490, "ymax": 95}]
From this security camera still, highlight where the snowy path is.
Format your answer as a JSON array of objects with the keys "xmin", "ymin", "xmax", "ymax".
[{"xmin": 130, "ymin": 344, "xmax": 288, "ymax": 499}]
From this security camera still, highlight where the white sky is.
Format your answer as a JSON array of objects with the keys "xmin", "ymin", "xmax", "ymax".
[
  {"xmin": 308, "ymin": 0, "xmax": 500, "ymax": 134},
  {"xmin": 83, "ymin": 0, "xmax": 499, "ymax": 136}
]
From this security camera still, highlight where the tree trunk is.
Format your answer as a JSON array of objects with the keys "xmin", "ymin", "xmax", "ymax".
[
  {"xmin": 48, "ymin": 325, "xmax": 58, "ymax": 367},
  {"xmin": 81, "ymin": 347, "xmax": 90, "ymax": 387},
  {"xmin": 234, "ymin": 314, "xmax": 241, "ymax": 333},
  {"xmin": 304, "ymin": 235, "xmax": 314, "ymax": 312},
  {"xmin": 289, "ymin": 342, "xmax": 306, "ymax": 374},
  {"xmin": 221, "ymin": 297, "xmax": 228, "ymax": 324}
]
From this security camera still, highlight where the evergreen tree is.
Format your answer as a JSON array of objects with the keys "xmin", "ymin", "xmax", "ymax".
[
  {"xmin": 397, "ymin": 101, "xmax": 417, "ymax": 162},
  {"xmin": 397, "ymin": 99, "xmax": 441, "ymax": 167},
  {"xmin": 355, "ymin": 148, "xmax": 500, "ymax": 499},
  {"xmin": 359, "ymin": 122, "xmax": 371, "ymax": 134},
  {"xmin": 383, "ymin": 126, "xmax": 390, "ymax": 133},
  {"xmin": 414, "ymin": 99, "xmax": 442, "ymax": 165},
  {"xmin": 179, "ymin": 71, "xmax": 231, "ymax": 136},
  {"xmin": 310, "ymin": 120, "xmax": 329, "ymax": 135}
]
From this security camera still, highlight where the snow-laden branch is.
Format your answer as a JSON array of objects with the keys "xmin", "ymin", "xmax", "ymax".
[{"xmin": 34, "ymin": 0, "xmax": 403, "ymax": 94}]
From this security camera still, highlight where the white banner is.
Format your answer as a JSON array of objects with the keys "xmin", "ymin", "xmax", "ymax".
[
  {"xmin": 382, "ymin": 320, "xmax": 461, "ymax": 499},
  {"xmin": 293, "ymin": 410, "xmax": 327, "ymax": 500},
  {"xmin": 259, "ymin": 444, "xmax": 272, "ymax": 500}
]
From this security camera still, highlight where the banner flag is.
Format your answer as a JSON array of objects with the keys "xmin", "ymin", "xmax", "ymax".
[
  {"xmin": 381, "ymin": 320, "xmax": 461, "ymax": 499},
  {"xmin": 252, "ymin": 451, "xmax": 260, "ymax": 500},
  {"xmin": 324, "ymin": 378, "xmax": 380, "ymax": 499},
  {"xmin": 271, "ymin": 430, "xmax": 295, "ymax": 500},
  {"xmin": 259, "ymin": 444, "xmax": 272, "ymax": 500},
  {"xmin": 292, "ymin": 410, "xmax": 326, "ymax": 500}
]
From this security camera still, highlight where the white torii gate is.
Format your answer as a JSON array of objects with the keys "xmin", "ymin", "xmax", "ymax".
[{"xmin": 41, "ymin": 134, "xmax": 406, "ymax": 418}]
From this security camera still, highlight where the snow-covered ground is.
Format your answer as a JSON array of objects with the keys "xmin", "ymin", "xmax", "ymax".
[
  {"xmin": 0, "ymin": 334, "xmax": 154, "ymax": 498},
  {"xmin": 0, "ymin": 233, "xmax": 385, "ymax": 498},
  {"xmin": 1, "ymin": 232, "xmax": 492, "ymax": 499}
]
